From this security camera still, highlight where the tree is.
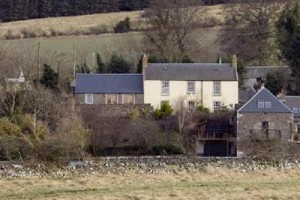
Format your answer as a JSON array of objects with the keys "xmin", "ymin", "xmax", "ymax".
[
  {"xmin": 114, "ymin": 17, "xmax": 131, "ymax": 33},
  {"xmin": 265, "ymin": 68, "xmax": 288, "ymax": 95},
  {"xmin": 276, "ymin": 1, "xmax": 300, "ymax": 95},
  {"xmin": 95, "ymin": 53, "xmax": 106, "ymax": 73},
  {"xmin": 108, "ymin": 53, "xmax": 132, "ymax": 73},
  {"xmin": 40, "ymin": 64, "xmax": 59, "ymax": 91},
  {"xmin": 76, "ymin": 62, "xmax": 91, "ymax": 73},
  {"xmin": 144, "ymin": 0, "xmax": 203, "ymax": 61},
  {"xmin": 220, "ymin": 0, "xmax": 281, "ymax": 65}
]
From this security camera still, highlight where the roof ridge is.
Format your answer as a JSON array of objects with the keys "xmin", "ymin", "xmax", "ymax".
[{"xmin": 238, "ymin": 87, "xmax": 293, "ymax": 113}]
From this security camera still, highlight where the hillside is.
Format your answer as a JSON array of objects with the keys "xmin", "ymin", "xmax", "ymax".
[{"xmin": 0, "ymin": 4, "xmax": 225, "ymax": 69}]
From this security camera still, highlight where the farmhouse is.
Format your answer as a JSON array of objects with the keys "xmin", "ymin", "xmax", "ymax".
[{"xmin": 143, "ymin": 55, "xmax": 239, "ymax": 112}]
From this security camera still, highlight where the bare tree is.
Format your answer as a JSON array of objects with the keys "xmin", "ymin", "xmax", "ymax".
[
  {"xmin": 220, "ymin": 0, "xmax": 282, "ymax": 65},
  {"xmin": 144, "ymin": 0, "xmax": 204, "ymax": 61}
]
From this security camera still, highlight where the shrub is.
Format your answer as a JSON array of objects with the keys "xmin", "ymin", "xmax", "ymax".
[
  {"xmin": 129, "ymin": 110, "xmax": 139, "ymax": 120},
  {"xmin": 90, "ymin": 25, "xmax": 108, "ymax": 35},
  {"xmin": 152, "ymin": 145, "xmax": 184, "ymax": 155},
  {"xmin": 197, "ymin": 104, "xmax": 210, "ymax": 113},
  {"xmin": 21, "ymin": 28, "xmax": 37, "ymax": 38},
  {"xmin": 114, "ymin": 17, "xmax": 131, "ymax": 33},
  {"xmin": 153, "ymin": 102, "xmax": 174, "ymax": 120}
]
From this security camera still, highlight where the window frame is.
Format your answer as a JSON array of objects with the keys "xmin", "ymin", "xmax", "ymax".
[
  {"xmin": 188, "ymin": 101, "xmax": 196, "ymax": 111},
  {"xmin": 213, "ymin": 81, "xmax": 221, "ymax": 96},
  {"xmin": 187, "ymin": 81, "xmax": 195, "ymax": 94},
  {"xmin": 161, "ymin": 81, "xmax": 170, "ymax": 96},
  {"xmin": 258, "ymin": 101, "xmax": 265, "ymax": 109},
  {"xmin": 213, "ymin": 101, "xmax": 221, "ymax": 110},
  {"xmin": 85, "ymin": 93, "xmax": 94, "ymax": 104}
]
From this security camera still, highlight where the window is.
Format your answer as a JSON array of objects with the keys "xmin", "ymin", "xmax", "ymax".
[
  {"xmin": 292, "ymin": 107, "xmax": 299, "ymax": 113},
  {"xmin": 85, "ymin": 94, "xmax": 94, "ymax": 104},
  {"xmin": 161, "ymin": 81, "xmax": 169, "ymax": 95},
  {"xmin": 265, "ymin": 101, "xmax": 272, "ymax": 108},
  {"xmin": 188, "ymin": 101, "xmax": 196, "ymax": 111},
  {"xmin": 213, "ymin": 101, "xmax": 221, "ymax": 110},
  {"xmin": 262, "ymin": 121, "xmax": 269, "ymax": 136},
  {"xmin": 213, "ymin": 81, "xmax": 221, "ymax": 95},
  {"xmin": 187, "ymin": 81, "xmax": 195, "ymax": 94},
  {"xmin": 123, "ymin": 94, "xmax": 135, "ymax": 104},
  {"xmin": 258, "ymin": 101, "xmax": 272, "ymax": 109},
  {"xmin": 106, "ymin": 94, "xmax": 118, "ymax": 104}
]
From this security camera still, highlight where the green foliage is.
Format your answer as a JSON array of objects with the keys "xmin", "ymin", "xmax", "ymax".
[
  {"xmin": 114, "ymin": 17, "xmax": 131, "ymax": 33},
  {"xmin": 76, "ymin": 62, "xmax": 91, "ymax": 73},
  {"xmin": 276, "ymin": 1, "xmax": 300, "ymax": 95},
  {"xmin": 40, "ymin": 64, "xmax": 59, "ymax": 91},
  {"xmin": 95, "ymin": 53, "xmax": 106, "ymax": 73},
  {"xmin": 265, "ymin": 69, "xmax": 288, "ymax": 95},
  {"xmin": 152, "ymin": 145, "xmax": 184, "ymax": 155},
  {"xmin": 153, "ymin": 102, "xmax": 174, "ymax": 120},
  {"xmin": 197, "ymin": 104, "xmax": 210, "ymax": 113},
  {"xmin": 129, "ymin": 110, "xmax": 140, "ymax": 120},
  {"xmin": 108, "ymin": 53, "xmax": 132, "ymax": 73}
]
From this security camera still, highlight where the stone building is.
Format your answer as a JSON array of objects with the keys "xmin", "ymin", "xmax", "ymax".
[
  {"xmin": 75, "ymin": 73, "xmax": 144, "ymax": 105},
  {"xmin": 237, "ymin": 87, "xmax": 294, "ymax": 155}
]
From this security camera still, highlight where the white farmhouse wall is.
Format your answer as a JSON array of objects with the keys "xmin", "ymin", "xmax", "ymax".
[{"xmin": 144, "ymin": 80, "xmax": 238, "ymax": 111}]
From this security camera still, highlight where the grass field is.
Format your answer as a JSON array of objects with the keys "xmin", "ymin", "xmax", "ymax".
[{"xmin": 0, "ymin": 168, "xmax": 299, "ymax": 200}]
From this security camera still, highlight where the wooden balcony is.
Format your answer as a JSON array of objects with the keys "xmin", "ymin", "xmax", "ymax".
[{"xmin": 198, "ymin": 130, "xmax": 235, "ymax": 142}]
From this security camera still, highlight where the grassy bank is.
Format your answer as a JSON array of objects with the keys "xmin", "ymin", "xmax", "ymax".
[{"xmin": 0, "ymin": 168, "xmax": 299, "ymax": 200}]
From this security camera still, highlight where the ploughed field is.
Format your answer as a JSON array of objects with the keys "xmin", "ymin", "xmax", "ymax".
[{"xmin": 0, "ymin": 168, "xmax": 299, "ymax": 200}]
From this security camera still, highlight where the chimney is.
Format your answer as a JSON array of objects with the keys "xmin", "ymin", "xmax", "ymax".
[
  {"xmin": 219, "ymin": 57, "xmax": 222, "ymax": 64},
  {"xmin": 232, "ymin": 55, "xmax": 237, "ymax": 69},
  {"xmin": 142, "ymin": 54, "xmax": 148, "ymax": 79}
]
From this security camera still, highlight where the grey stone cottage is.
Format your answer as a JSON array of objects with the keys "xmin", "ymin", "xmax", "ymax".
[{"xmin": 237, "ymin": 87, "xmax": 294, "ymax": 152}]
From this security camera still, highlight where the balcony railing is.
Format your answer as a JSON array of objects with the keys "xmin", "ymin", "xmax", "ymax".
[{"xmin": 198, "ymin": 129, "xmax": 235, "ymax": 141}]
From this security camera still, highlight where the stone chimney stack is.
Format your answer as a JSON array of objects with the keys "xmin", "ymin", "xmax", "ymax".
[
  {"xmin": 232, "ymin": 55, "xmax": 237, "ymax": 69},
  {"xmin": 142, "ymin": 54, "xmax": 148, "ymax": 79}
]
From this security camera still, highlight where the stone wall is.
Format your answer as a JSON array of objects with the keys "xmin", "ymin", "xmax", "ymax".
[
  {"xmin": 237, "ymin": 112, "xmax": 293, "ymax": 141},
  {"xmin": 1, "ymin": 157, "xmax": 299, "ymax": 178},
  {"xmin": 77, "ymin": 104, "xmax": 153, "ymax": 117}
]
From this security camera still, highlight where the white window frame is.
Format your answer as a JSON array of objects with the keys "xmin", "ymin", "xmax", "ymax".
[
  {"xmin": 213, "ymin": 101, "xmax": 221, "ymax": 110},
  {"xmin": 258, "ymin": 101, "xmax": 265, "ymax": 109},
  {"xmin": 187, "ymin": 81, "xmax": 195, "ymax": 94},
  {"xmin": 188, "ymin": 101, "xmax": 196, "ymax": 111},
  {"xmin": 161, "ymin": 81, "xmax": 169, "ymax": 96},
  {"xmin": 85, "ymin": 93, "xmax": 94, "ymax": 104},
  {"xmin": 265, "ymin": 101, "xmax": 272, "ymax": 109},
  {"xmin": 213, "ymin": 81, "xmax": 221, "ymax": 96}
]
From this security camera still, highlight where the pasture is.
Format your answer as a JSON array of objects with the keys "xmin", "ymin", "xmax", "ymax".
[{"xmin": 0, "ymin": 168, "xmax": 299, "ymax": 200}]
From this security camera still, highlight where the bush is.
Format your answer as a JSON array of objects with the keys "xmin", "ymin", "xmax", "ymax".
[
  {"xmin": 153, "ymin": 102, "xmax": 174, "ymax": 120},
  {"xmin": 114, "ymin": 17, "xmax": 131, "ymax": 33},
  {"xmin": 90, "ymin": 25, "xmax": 108, "ymax": 35},
  {"xmin": 21, "ymin": 28, "xmax": 37, "ymax": 38},
  {"xmin": 4, "ymin": 29, "xmax": 21, "ymax": 40},
  {"xmin": 152, "ymin": 145, "xmax": 184, "ymax": 155},
  {"xmin": 197, "ymin": 104, "xmax": 210, "ymax": 113}
]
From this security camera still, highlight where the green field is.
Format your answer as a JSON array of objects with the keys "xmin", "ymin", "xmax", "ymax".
[{"xmin": 0, "ymin": 168, "xmax": 299, "ymax": 200}]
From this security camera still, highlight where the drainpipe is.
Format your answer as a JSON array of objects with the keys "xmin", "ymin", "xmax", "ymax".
[{"xmin": 201, "ymin": 81, "xmax": 203, "ymax": 105}]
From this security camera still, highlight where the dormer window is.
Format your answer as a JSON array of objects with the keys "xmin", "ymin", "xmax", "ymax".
[{"xmin": 258, "ymin": 101, "xmax": 272, "ymax": 109}]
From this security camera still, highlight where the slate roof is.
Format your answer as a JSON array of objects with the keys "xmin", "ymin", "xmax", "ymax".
[
  {"xmin": 75, "ymin": 73, "xmax": 143, "ymax": 94},
  {"xmin": 239, "ymin": 87, "xmax": 257, "ymax": 103},
  {"xmin": 243, "ymin": 66, "xmax": 289, "ymax": 79},
  {"xmin": 145, "ymin": 63, "xmax": 237, "ymax": 81},
  {"xmin": 238, "ymin": 87, "xmax": 292, "ymax": 113},
  {"xmin": 284, "ymin": 96, "xmax": 300, "ymax": 116}
]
